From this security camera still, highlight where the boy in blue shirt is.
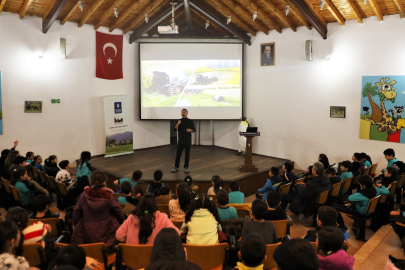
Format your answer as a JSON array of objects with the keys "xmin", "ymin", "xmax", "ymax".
[
  {"xmin": 340, "ymin": 161, "xmax": 353, "ymax": 181},
  {"xmin": 114, "ymin": 170, "xmax": 142, "ymax": 192},
  {"xmin": 217, "ymin": 189, "xmax": 238, "ymax": 221},
  {"xmin": 117, "ymin": 181, "xmax": 133, "ymax": 204},
  {"xmin": 228, "ymin": 180, "xmax": 245, "ymax": 204},
  {"xmin": 383, "ymin": 148, "xmax": 399, "ymax": 172},
  {"xmin": 361, "ymin": 152, "xmax": 372, "ymax": 168},
  {"xmin": 147, "ymin": 170, "xmax": 165, "ymax": 194},
  {"xmin": 257, "ymin": 167, "xmax": 282, "ymax": 201}
]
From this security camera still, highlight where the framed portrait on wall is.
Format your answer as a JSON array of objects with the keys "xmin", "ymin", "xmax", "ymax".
[
  {"xmin": 261, "ymin": 42, "xmax": 275, "ymax": 66},
  {"xmin": 330, "ymin": 106, "xmax": 346, "ymax": 118},
  {"xmin": 25, "ymin": 101, "xmax": 42, "ymax": 113}
]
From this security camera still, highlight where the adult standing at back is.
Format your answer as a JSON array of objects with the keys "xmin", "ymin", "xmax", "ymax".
[{"xmin": 172, "ymin": 109, "xmax": 195, "ymax": 174}]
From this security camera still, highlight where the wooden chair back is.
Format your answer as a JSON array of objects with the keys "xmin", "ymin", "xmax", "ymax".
[
  {"xmin": 22, "ymin": 243, "xmax": 45, "ymax": 267},
  {"xmin": 263, "ymin": 243, "xmax": 282, "ymax": 269},
  {"xmin": 272, "ymin": 219, "xmax": 289, "ymax": 239},
  {"xmin": 236, "ymin": 208, "xmax": 250, "ymax": 219},
  {"xmin": 10, "ymin": 186, "xmax": 22, "ymax": 203},
  {"xmin": 119, "ymin": 203, "xmax": 126, "ymax": 210},
  {"xmin": 1, "ymin": 178, "xmax": 12, "ymax": 194},
  {"xmin": 362, "ymin": 166, "xmax": 371, "ymax": 176},
  {"xmin": 331, "ymin": 182, "xmax": 343, "ymax": 197},
  {"xmin": 47, "ymin": 176, "xmax": 57, "ymax": 190},
  {"xmin": 366, "ymin": 195, "xmax": 381, "ymax": 214},
  {"xmin": 369, "ymin": 163, "xmax": 378, "ymax": 175},
  {"xmin": 279, "ymin": 183, "xmax": 291, "ymax": 194},
  {"xmin": 390, "ymin": 181, "xmax": 399, "ymax": 196},
  {"xmin": 342, "ymin": 177, "xmax": 353, "ymax": 191},
  {"xmin": 172, "ymin": 220, "xmax": 183, "ymax": 230},
  {"xmin": 316, "ymin": 189, "xmax": 329, "ymax": 205},
  {"xmin": 398, "ymin": 175, "xmax": 405, "ymax": 189},
  {"xmin": 184, "ymin": 243, "xmax": 228, "ymax": 270},
  {"xmin": 396, "ymin": 221, "xmax": 405, "ymax": 228},
  {"xmin": 157, "ymin": 204, "xmax": 170, "ymax": 218},
  {"xmin": 32, "ymin": 166, "xmax": 40, "ymax": 182},
  {"xmin": 55, "ymin": 181, "xmax": 68, "ymax": 196},
  {"xmin": 28, "ymin": 218, "xmax": 62, "ymax": 239},
  {"xmin": 56, "ymin": 243, "xmax": 108, "ymax": 270},
  {"xmin": 118, "ymin": 244, "xmax": 153, "ymax": 270},
  {"xmin": 295, "ymin": 178, "xmax": 304, "ymax": 184},
  {"xmin": 38, "ymin": 171, "xmax": 48, "ymax": 185}
]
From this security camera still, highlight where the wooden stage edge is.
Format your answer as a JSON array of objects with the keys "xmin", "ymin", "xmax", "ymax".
[{"xmin": 77, "ymin": 145, "xmax": 293, "ymax": 197}]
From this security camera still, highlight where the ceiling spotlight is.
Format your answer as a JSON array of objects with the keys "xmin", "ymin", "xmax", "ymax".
[
  {"xmin": 285, "ymin": 5, "xmax": 289, "ymax": 16},
  {"xmin": 205, "ymin": 20, "xmax": 209, "ymax": 29},
  {"xmin": 320, "ymin": 0, "xmax": 325, "ymax": 10},
  {"xmin": 145, "ymin": 14, "xmax": 149, "ymax": 23},
  {"xmin": 252, "ymin": 11, "xmax": 257, "ymax": 21},
  {"xmin": 227, "ymin": 15, "xmax": 231, "ymax": 24},
  {"xmin": 114, "ymin": 7, "xmax": 119, "ymax": 18},
  {"xmin": 79, "ymin": 0, "xmax": 83, "ymax": 11}
]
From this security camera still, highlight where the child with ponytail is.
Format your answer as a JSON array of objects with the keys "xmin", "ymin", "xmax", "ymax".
[
  {"xmin": 116, "ymin": 194, "xmax": 179, "ymax": 245},
  {"xmin": 169, "ymin": 183, "xmax": 191, "ymax": 221},
  {"xmin": 0, "ymin": 221, "xmax": 30, "ymax": 270},
  {"xmin": 76, "ymin": 151, "xmax": 92, "ymax": 180},
  {"xmin": 31, "ymin": 155, "xmax": 44, "ymax": 172},
  {"xmin": 43, "ymin": 155, "xmax": 59, "ymax": 178}
]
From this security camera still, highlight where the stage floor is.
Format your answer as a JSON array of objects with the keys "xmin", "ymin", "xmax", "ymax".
[{"xmin": 88, "ymin": 145, "xmax": 290, "ymax": 182}]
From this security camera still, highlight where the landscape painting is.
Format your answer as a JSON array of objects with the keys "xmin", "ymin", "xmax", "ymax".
[{"xmin": 106, "ymin": 131, "xmax": 133, "ymax": 156}]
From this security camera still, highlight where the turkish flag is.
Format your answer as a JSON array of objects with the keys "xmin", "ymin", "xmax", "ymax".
[{"xmin": 96, "ymin": 31, "xmax": 123, "ymax": 80}]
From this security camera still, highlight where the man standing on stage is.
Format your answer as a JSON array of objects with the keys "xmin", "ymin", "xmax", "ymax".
[{"xmin": 172, "ymin": 109, "xmax": 195, "ymax": 173}]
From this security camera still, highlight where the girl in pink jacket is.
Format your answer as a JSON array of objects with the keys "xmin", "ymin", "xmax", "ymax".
[
  {"xmin": 116, "ymin": 194, "xmax": 180, "ymax": 245},
  {"xmin": 317, "ymin": 227, "xmax": 354, "ymax": 270}
]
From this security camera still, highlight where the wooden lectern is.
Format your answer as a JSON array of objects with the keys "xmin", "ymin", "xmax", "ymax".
[{"xmin": 239, "ymin": 132, "xmax": 260, "ymax": 172}]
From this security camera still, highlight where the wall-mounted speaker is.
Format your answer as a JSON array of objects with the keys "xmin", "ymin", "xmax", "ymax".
[
  {"xmin": 60, "ymin": 38, "xmax": 66, "ymax": 60},
  {"xmin": 305, "ymin": 40, "xmax": 312, "ymax": 61}
]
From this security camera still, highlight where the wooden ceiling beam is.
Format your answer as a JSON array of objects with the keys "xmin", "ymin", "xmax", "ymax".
[
  {"xmin": 189, "ymin": 0, "xmax": 251, "ymax": 44},
  {"xmin": 238, "ymin": 0, "xmax": 282, "ymax": 33},
  {"xmin": 129, "ymin": 2, "xmax": 184, "ymax": 43},
  {"xmin": 392, "ymin": 0, "xmax": 405, "ymax": 18},
  {"xmin": 303, "ymin": 0, "xmax": 327, "ymax": 26},
  {"xmin": 325, "ymin": 0, "xmax": 345, "ymax": 25},
  {"xmin": 344, "ymin": 0, "xmax": 363, "ymax": 23},
  {"xmin": 192, "ymin": 7, "xmax": 234, "ymax": 37},
  {"xmin": 94, "ymin": 0, "xmax": 126, "ymax": 30},
  {"xmin": 184, "ymin": 0, "xmax": 194, "ymax": 36},
  {"xmin": 109, "ymin": 0, "xmax": 143, "ymax": 32},
  {"xmin": 0, "ymin": 0, "xmax": 7, "ymax": 14},
  {"xmin": 205, "ymin": 0, "xmax": 256, "ymax": 36},
  {"xmin": 289, "ymin": 0, "xmax": 327, "ymax": 39},
  {"xmin": 42, "ymin": 0, "xmax": 56, "ymax": 19},
  {"xmin": 258, "ymin": 0, "xmax": 296, "ymax": 32},
  {"xmin": 123, "ymin": 0, "xmax": 166, "ymax": 34},
  {"xmin": 218, "ymin": 0, "xmax": 269, "ymax": 35},
  {"xmin": 19, "ymin": 0, "xmax": 34, "ymax": 19},
  {"xmin": 42, "ymin": 0, "xmax": 70, "ymax": 33},
  {"xmin": 79, "ymin": 0, "xmax": 106, "ymax": 27},
  {"xmin": 61, "ymin": 1, "xmax": 79, "ymax": 25},
  {"xmin": 279, "ymin": 0, "xmax": 311, "ymax": 30},
  {"xmin": 369, "ymin": 0, "xmax": 383, "ymax": 21}
]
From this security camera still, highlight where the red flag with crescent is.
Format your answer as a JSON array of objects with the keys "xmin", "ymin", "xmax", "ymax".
[{"xmin": 96, "ymin": 31, "xmax": 123, "ymax": 80}]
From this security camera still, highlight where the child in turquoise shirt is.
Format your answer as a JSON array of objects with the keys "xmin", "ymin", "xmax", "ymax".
[
  {"xmin": 117, "ymin": 181, "xmax": 134, "ymax": 204},
  {"xmin": 340, "ymin": 161, "xmax": 353, "ymax": 181},
  {"xmin": 217, "ymin": 190, "xmax": 238, "ymax": 221},
  {"xmin": 12, "ymin": 168, "xmax": 32, "ymax": 205},
  {"xmin": 114, "ymin": 170, "xmax": 142, "ymax": 193},
  {"xmin": 383, "ymin": 148, "xmax": 399, "ymax": 172},
  {"xmin": 76, "ymin": 151, "xmax": 92, "ymax": 179},
  {"xmin": 228, "ymin": 180, "xmax": 244, "ymax": 204},
  {"xmin": 361, "ymin": 152, "xmax": 372, "ymax": 168}
]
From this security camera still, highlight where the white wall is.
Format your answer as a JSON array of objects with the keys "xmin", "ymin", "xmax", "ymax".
[{"xmin": 0, "ymin": 13, "xmax": 169, "ymax": 164}]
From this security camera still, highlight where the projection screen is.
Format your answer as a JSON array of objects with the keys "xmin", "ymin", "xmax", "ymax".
[{"xmin": 139, "ymin": 42, "xmax": 243, "ymax": 120}]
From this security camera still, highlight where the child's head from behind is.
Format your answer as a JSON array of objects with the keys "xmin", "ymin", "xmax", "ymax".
[
  {"xmin": 5, "ymin": 207, "xmax": 28, "ymax": 231},
  {"xmin": 317, "ymin": 206, "xmax": 338, "ymax": 227},
  {"xmin": 132, "ymin": 170, "xmax": 142, "ymax": 181},
  {"xmin": 185, "ymin": 193, "xmax": 221, "ymax": 224},
  {"xmin": 239, "ymin": 233, "xmax": 266, "ymax": 268},
  {"xmin": 352, "ymin": 161, "xmax": 362, "ymax": 172},
  {"xmin": 326, "ymin": 167, "xmax": 336, "ymax": 178},
  {"xmin": 217, "ymin": 189, "xmax": 229, "ymax": 206},
  {"xmin": 56, "ymin": 244, "xmax": 86, "ymax": 270},
  {"xmin": 59, "ymin": 160, "xmax": 70, "ymax": 170},
  {"xmin": 273, "ymin": 238, "xmax": 319, "ymax": 270},
  {"xmin": 211, "ymin": 175, "xmax": 221, "ymax": 186},
  {"xmin": 229, "ymin": 181, "xmax": 239, "ymax": 192},
  {"xmin": 319, "ymin": 154, "xmax": 328, "ymax": 162},
  {"xmin": 176, "ymin": 183, "xmax": 191, "ymax": 212},
  {"xmin": 0, "ymin": 221, "xmax": 20, "ymax": 254},
  {"xmin": 121, "ymin": 181, "xmax": 133, "ymax": 195},
  {"xmin": 252, "ymin": 199, "xmax": 268, "ymax": 220},
  {"xmin": 385, "ymin": 166, "xmax": 398, "ymax": 178},
  {"xmin": 214, "ymin": 179, "xmax": 224, "ymax": 194},
  {"xmin": 154, "ymin": 186, "xmax": 171, "ymax": 197},
  {"xmin": 359, "ymin": 175, "xmax": 373, "ymax": 189},
  {"xmin": 134, "ymin": 181, "xmax": 147, "ymax": 197},
  {"xmin": 80, "ymin": 151, "xmax": 91, "ymax": 162},
  {"xmin": 33, "ymin": 194, "xmax": 51, "ymax": 213},
  {"xmin": 384, "ymin": 148, "xmax": 395, "ymax": 160},
  {"xmin": 13, "ymin": 156, "xmax": 26, "ymax": 166},
  {"xmin": 340, "ymin": 161, "xmax": 352, "ymax": 172},
  {"xmin": 266, "ymin": 191, "xmax": 281, "ymax": 208},
  {"xmin": 283, "ymin": 161, "xmax": 294, "ymax": 173},
  {"xmin": 269, "ymin": 167, "xmax": 279, "ymax": 177},
  {"xmin": 154, "ymin": 170, "xmax": 163, "ymax": 182},
  {"xmin": 133, "ymin": 194, "xmax": 159, "ymax": 244},
  {"xmin": 90, "ymin": 170, "xmax": 107, "ymax": 189},
  {"xmin": 184, "ymin": 176, "xmax": 193, "ymax": 186},
  {"xmin": 317, "ymin": 227, "xmax": 344, "ymax": 256}
]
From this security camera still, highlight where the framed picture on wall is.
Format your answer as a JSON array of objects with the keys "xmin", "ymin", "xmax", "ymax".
[
  {"xmin": 330, "ymin": 106, "xmax": 346, "ymax": 118},
  {"xmin": 25, "ymin": 101, "xmax": 42, "ymax": 113},
  {"xmin": 260, "ymin": 42, "xmax": 275, "ymax": 66}
]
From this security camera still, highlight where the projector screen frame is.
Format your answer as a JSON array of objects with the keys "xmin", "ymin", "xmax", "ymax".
[{"xmin": 138, "ymin": 42, "xmax": 244, "ymax": 121}]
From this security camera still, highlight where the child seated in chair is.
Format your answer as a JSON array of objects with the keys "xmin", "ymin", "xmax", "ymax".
[
  {"xmin": 378, "ymin": 167, "xmax": 401, "ymax": 188},
  {"xmin": 281, "ymin": 161, "xmax": 298, "ymax": 184},
  {"xmin": 217, "ymin": 190, "xmax": 238, "ymax": 221},
  {"xmin": 326, "ymin": 167, "xmax": 341, "ymax": 185},
  {"xmin": 257, "ymin": 167, "xmax": 282, "ymax": 202},
  {"xmin": 117, "ymin": 181, "xmax": 134, "ymax": 204},
  {"xmin": 55, "ymin": 160, "xmax": 76, "ymax": 186},
  {"xmin": 265, "ymin": 191, "xmax": 287, "ymax": 221},
  {"xmin": 361, "ymin": 152, "xmax": 372, "ymax": 169},
  {"xmin": 29, "ymin": 194, "xmax": 66, "ymax": 228},
  {"xmin": 228, "ymin": 180, "xmax": 245, "ymax": 204},
  {"xmin": 340, "ymin": 161, "xmax": 353, "ymax": 182},
  {"xmin": 147, "ymin": 170, "xmax": 165, "ymax": 194},
  {"xmin": 235, "ymin": 233, "xmax": 267, "ymax": 270},
  {"xmin": 114, "ymin": 170, "xmax": 142, "ymax": 191},
  {"xmin": 383, "ymin": 148, "xmax": 399, "ymax": 173}
]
